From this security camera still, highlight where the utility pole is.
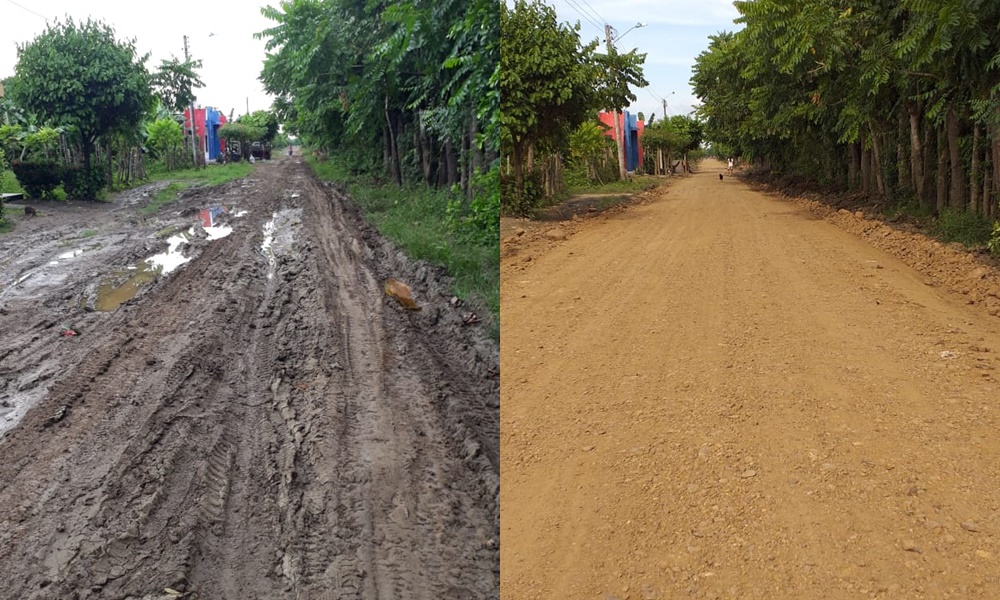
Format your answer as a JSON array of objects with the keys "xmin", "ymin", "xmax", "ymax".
[
  {"xmin": 605, "ymin": 24, "xmax": 627, "ymax": 180},
  {"xmin": 183, "ymin": 35, "xmax": 199, "ymax": 170},
  {"xmin": 662, "ymin": 98, "xmax": 668, "ymax": 119}
]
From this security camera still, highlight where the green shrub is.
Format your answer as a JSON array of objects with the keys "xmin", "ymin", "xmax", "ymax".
[
  {"xmin": 932, "ymin": 209, "xmax": 993, "ymax": 247},
  {"xmin": 448, "ymin": 164, "xmax": 500, "ymax": 245},
  {"xmin": 11, "ymin": 160, "xmax": 62, "ymax": 199},
  {"xmin": 500, "ymin": 169, "xmax": 543, "ymax": 216},
  {"xmin": 989, "ymin": 222, "xmax": 1000, "ymax": 257},
  {"xmin": 62, "ymin": 165, "xmax": 106, "ymax": 199}
]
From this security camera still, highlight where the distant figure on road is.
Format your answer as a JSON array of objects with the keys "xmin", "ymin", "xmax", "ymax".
[
  {"xmin": 727, "ymin": 157, "xmax": 734, "ymax": 174},
  {"xmin": 287, "ymin": 146, "xmax": 293, "ymax": 157}
]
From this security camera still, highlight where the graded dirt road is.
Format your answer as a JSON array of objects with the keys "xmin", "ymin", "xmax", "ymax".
[
  {"xmin": 501, "ymin": 159, "xmax": 1000, "ymax": 599},
  {"xmin": 0, "ymin": 156, "xmax": 498, "ymax": 599}
]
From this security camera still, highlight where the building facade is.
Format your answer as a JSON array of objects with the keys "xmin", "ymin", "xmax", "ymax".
[
  {"xmin": 597, "ymin": 110, "xmax": 645, "ymax": 172},
  {"xmin": 182, "ymin": 107, "xmax": 228, "ymax": 162}
]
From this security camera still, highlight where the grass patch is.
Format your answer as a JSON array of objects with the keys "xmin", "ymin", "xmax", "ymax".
[
  {"xmin": 0, "ymin": 219, "xmax": 12, "ymax": 234},
  {"xmin": 141, "ymin": 163, "xmax": 254, "ymax": 215},
  {"xmin": 931, "ymin": 208, "xmax": 993, "ymax": 247},
  {"xmin": 80, "ymin": 229, "xmax": 98, "ymax": 238},
  {"xmin": 141, "ymin": 182, "xmax": 192, "ymax": 215},
  {"xmin": 883, "ymin": 196, "xmax": 936, "ymax": 224},
  {"xmin": 308, "ymin": 156, "xmax": 499, "ymax": 338},
  {"xmin": 148, "ymin": 162, "xmax": 254, "ymax": 186},
  {"xmin": 565, "ymin": 175, "xmax": 661, "ymax": 196}
]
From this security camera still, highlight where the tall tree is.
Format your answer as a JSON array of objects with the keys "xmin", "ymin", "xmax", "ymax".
[
  {"xmin": 11, "ymin": 18, "xmax": 153, "ymax": 199},
  {"xmin": 499, "ymin": 0, "xmax": 596, "ymax": 210},
  {"xmin": 151, "ymin": 57, "xmax": 204, "ymax": 114},
  {"xmin": 595, "ymin": 45, "xmax": 648, "ymax": 179}
]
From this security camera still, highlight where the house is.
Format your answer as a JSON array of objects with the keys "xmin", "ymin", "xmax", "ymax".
[
  {"xmin": 182, "ymin": 107, "xmax": 228, "ymax": 162},
  {"xmin": 597, "ymin": 110, "xmax": 645, "ymax": 172}
]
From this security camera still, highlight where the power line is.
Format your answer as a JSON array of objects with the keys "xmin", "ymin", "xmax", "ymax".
[
  {"xmin": 4, "ymin": 0, "xmax": 49, "ymax": 22},
  {"xmin": 575, "ymin": 0, "xmax": 609, "ymax": 28},
  {"xmin": 561, "ymin": 0, "xmax": 604, "ymax": 36}
]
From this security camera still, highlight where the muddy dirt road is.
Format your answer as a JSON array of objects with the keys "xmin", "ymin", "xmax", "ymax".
[
  {"xmin": 0, "ymin": 156, "xmax": 498, "ymax": 599},
  {"xmin": 501, "ymin": 159, "xmax": 1000, "ymax": 599}
]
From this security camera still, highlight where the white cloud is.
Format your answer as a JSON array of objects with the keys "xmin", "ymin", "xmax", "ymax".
[{"xmin": 1, "ymin": 0, "xmax": 275, "ymax": 116}]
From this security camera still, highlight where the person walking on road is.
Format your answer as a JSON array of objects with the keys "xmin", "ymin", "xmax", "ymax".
[{"xmin": 727, "ymin": 157, "xmax": 734, "ymax": 174}]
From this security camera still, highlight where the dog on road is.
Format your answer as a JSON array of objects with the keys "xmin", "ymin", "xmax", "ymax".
[
  {"xmin": 719, "ymin": 173, "xmax": 723, "ymax": 181},
  {"xmin": 24, "ymin": 206, "xmax": 37, "ymax": 217}
]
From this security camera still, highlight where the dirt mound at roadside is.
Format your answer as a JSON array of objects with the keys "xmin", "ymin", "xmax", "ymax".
[{"xmin": 789, "ymin": 196, "xmax": 1000, "ymax": 316}]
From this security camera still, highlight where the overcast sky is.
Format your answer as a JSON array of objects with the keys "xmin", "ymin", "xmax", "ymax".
[
  {"xmin": 1, "ymin": 0, "xmax": 277, "ymax": 118},
  {"xmin": 549, "ymin": 0, "xmax": 744, "ymax": 122}
]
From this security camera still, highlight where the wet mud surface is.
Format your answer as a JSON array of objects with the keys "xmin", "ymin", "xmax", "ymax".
[{"xmin": 0, "ymin": 157, "xmax": 498, "ymax": 599}]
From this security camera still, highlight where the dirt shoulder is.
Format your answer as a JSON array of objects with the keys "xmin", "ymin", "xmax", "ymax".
[
  {"xmin": 0, "ymin": 156, "xmax": 499, "ymax": 599},
  {"xmin": 501, "ymin": 158, "xmax": 1000, "ymax": 599},
  {"xmin": 501, "ymin": 181, "xmax": 669, "ymax": 267}
]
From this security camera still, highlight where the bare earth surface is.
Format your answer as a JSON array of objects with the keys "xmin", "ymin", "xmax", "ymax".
[
  {"xmin": 0, "ymin": 156, "xmax": 499, "ymax": 599},
  {"xmin": 501, "ymin": 159, "xmax": 1000, "ymax": 599}
]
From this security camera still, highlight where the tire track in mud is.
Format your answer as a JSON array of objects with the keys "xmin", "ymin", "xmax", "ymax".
[{"xmin": 0, "ymin": 159, "xmax": 499, "ymax": 599}]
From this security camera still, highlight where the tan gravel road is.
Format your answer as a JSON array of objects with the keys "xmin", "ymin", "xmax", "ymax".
[{"xmin": 501, "ymin": 159, "xmax": 1000, "ymax": 600}]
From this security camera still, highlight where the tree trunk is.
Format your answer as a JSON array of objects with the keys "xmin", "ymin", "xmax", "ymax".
[
  {"xmin": 460, "ymin": 128, "xmax": 470, "ymax": 199},
  {"xmin": 870, "ymin": 129, "xmax": 885, "ymax": 196},
  {"xmin": 512, "ymin": 141, "xmax": 525, "ymax": 206},
  {"xmin": 897, "ymin": 111, "xmax": 909, "ymax": 193},
  {"xmin": 922, "ymin": 120, "xmax": 935, "ymax": 208},
  {"xmin": 420, "ymin": 128, "xmax": 434, "ymax": 186},
  {"xmin": 947, "ymin": 107, "xmax": 964, "ymax": 210},
  {"xmin": 848, "ymin": 143, "xmax": 860, "ymax": 190},
  {"xmin": 384, "ymin": 97, "xmax": 401, "ymax": 186},
  {"xmin": 937, "ymin": 125, "xmax": 948, "ymax": 214},
  {"xmin": 994, "ymin": 123, "xmax": 1000, "ymax": 214},
  {"xmin": 908, "ymin": 104, "xmax": 923, "ymax": 200},
  {"xmin": 444, "ymin": 139, "xmax": 458, "ymax": 186},
  {"xmin": 983, "ymin": 158, "xmax": 992, "ymax": 219},
  {"xmin": 971, "ymin": 124, "xmax": 981, "ymax": 214},
  {"xmin": 861, "ymin": 144, "xmax": 871, "ymax": 193}
]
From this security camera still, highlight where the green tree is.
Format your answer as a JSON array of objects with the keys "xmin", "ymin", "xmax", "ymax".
[
  {"xmin": 151, "ymin": 57, "xmax": 204, "ymax": 113},
  {"xmin": 241, "ymin": 110, "xmax": 279, "ymax": 143},
  {"xmin": 219, "ymin": 122, "xmax": 265, "ymax": 160},
  {"xmin": 10, "ymin": 18, "xmax": 153, "ymax": 198},
  {"xmin": 147, "ymin": 117, "xmax": 184, "ymax": 170},
  {"xmin": 595, "ymin": 45, "xmax": 648, "ymax": 179},
  {"xmin": 499, "ymin": 0, "xmax": 597, "ymax": 212}
]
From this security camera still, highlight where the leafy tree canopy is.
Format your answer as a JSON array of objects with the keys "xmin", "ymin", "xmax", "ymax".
[
  {"xmin": 152, "ymin": 57, "xmax": 204, "ymax": 113},
  {"xmin": 10, "ymin": 17, "xmax": 153, "ymax": 195}
]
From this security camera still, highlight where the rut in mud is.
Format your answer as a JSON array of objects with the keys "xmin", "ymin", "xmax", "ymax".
[{"xmin": 0, "ymin": 157, "xmax": 498, "ymax": 599}]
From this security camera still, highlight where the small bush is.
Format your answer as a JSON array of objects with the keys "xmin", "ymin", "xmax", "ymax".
[
  {"xmin": 500, "ymin": 169, "xmax": 543, "ymax": 216},
  {"xmin": 989, "ymin": 222, "xmax": 1000, "ymax": 257},
  {"xmin": 62, "ymin": 165, "xmax": 106, "ymax": 199},
  {"xmin": 932, "ymin": 208, "xmax": 993, "ymax": 247},
  {"xmin": 11, "ymin": 160, "xmax": 62, "ymax": 199},
  {"xmin": 447, "ymin": 164, "xmax": 500, "ymax": 246}
]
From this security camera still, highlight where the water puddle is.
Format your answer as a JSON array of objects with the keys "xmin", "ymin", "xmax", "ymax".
[
  {"xmin": 95, "ymin": 229, "xmax": 193, "ymax": 311},
  {"xmin": 262, "ymin": 214, "xmax": 277, "ymax": 279},
  {"xmin": 201, "ymin": 205, "xmax": 233, "ymax": 240},
  {"xmin": 146, "ymin": 228, "xmax": 194, "ymax": 274},
  {"xmin": 91, "ymin": 204, "xmax": 237, "ymax": 311},
  {"xmin": 58, "ymin": 249, "xmax": 85, "ymax": 260},
  {"xmin": 94, "ymin": 263, "xmax": 159, "ymax": 311},
  {"xmin": 204, "ymin": 225, "xmax": 232, "ymax": 240}
]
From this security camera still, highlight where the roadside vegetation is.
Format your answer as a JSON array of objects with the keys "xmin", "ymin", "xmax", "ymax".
[
  {"xmin": 499, "ymin": 1, "xmax": 702, "ymax": 217},
  {"xmin": 310, "ymin": 155, "xmax": 499, "ymax": 338},
  {"xmin": 0, "ymin": 17, "xmax": 277, "ymax": 231},
  {"xmin": 257, "ymin": 0, "xmax": 498, "ymax": 331},
  {"xmin": 140, "ymin": 163, "xmax": 255, "ymax": 216},
  {"xmin": 692, "ymin": 0, "xmax": 1000, "ymax": 256}
]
